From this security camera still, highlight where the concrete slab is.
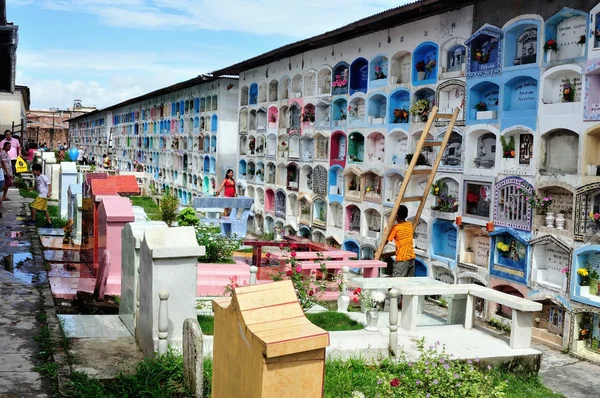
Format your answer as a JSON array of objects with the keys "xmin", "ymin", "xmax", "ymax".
[
  {"xmin": 69, "ymin": 337, "xmax": 144, "ymax": 380},
  {"xmin": 58, "ymin": 315, "xmax": 131, "ymax": 338}
]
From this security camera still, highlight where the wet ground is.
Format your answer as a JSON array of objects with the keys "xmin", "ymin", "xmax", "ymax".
[{"xmin": 0, "ymin": 190, "xmax": 53, "ymax": 396}]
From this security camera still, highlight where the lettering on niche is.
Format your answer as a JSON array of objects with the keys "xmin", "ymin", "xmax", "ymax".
[
  {"xmin": 515, "ymin": 81, "xmax": 537, "ymax": 103},
  {"xmin": 587, "ymin": 252, "xmax": 600, "ymax": 270},
  {"xmin": 591, "ymin": 103, "xmax": 600, "ymax": 114},
  {"xmin": 545, "ymin": 189, "xmax": 573, "ymax": 214},
  {"xmin": 472, "ymin": 231, "xmax": 490, "ymax": 267},
  {"xmin": 415, "ymin": 222, "xmax": 428, "ymax": 250},
  {"xmin": 434, "ymin": 267, "xmax": 455, "ymax": 284},
  {"xmin": 537, "ymin": 244, "xmax": 569, "ymax": 286},
  {"xmin": 557, "ymin": 16, "xmax": 587, "ymax": 59}
]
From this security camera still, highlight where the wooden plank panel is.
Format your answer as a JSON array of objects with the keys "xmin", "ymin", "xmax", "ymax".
[
  {"xmin": 242, "ymin": 302, "xmax": 305, "ymax": 325},
  {"xmin": 236, "ymin": 284, "xmax": 299, "ymax": 311}
]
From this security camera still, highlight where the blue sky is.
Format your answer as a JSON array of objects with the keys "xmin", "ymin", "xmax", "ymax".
[{"xmin": 8, "ymin": 0, "xmax": 407, "ymax": 110}]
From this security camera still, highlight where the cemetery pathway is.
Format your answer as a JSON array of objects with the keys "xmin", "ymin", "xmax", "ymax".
[{"xmin": 0, "ymin": 189, "xmax": 53, "ymax": 397}]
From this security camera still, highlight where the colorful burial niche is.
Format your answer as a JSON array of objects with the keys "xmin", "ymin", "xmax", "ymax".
[
  {"xmin": 331, "ymin": 62, "xmax": 349, "ymax": 96},
  {"xmin": 430, "ymin": 220, "xmax": 458, "ymax": 265},
  {"xmin": 413, "ymin": 42, "xmax": 438, "ymax": 85},
  {"xmin": 460, "ymin": 226, "xmax": 490, "ymax": 268},
  {"xmin": 329, "ymin": 131, "xmax": 347, "ymax": 167},
  {"xmin": 504, "ymin": 21, "xmax": 539, "ymax": 67},
  {"xmin": 571, "ymin": 246, "xmax": 600, "ymax": 305},
  {"xmin": 328, "ymin": 165, "xmax": 344, "ymax": 202},
  {"xmin": 345, "ymin": 205, "xmax": 361, "ymax": 233},
  {"xmin": 369, "ymin": 55, "xmax": 389, "ymax": 89},
  {"xmin": 350, "ymin": 57, "xmax": 368, "ymax": 95},
  {"xmin": 388, "ymin": 131, "xmax": 409, "ymax": 166},
  {"xmin": 389, "ymin": 89, "xmax": 410, "ymax": 125},
  {"xmin": 364, "ymin": 209, "xmax": 382, "ymax": 240},
  {"xmin": 530, "ymin": 235, "xmax": 570, "ymax": 290},
  {"xmin": 467, "ymin": 25, "xmax": 503, "ymax": 77},
  {"xmin": 463, "ymin": 180, "xmax": 492, "ymax": 222},
  {"xmin": 490, "ymin": 228, "xmax": 530, "ymax": 285},
  {"xmin": 544, "ymin": 9, "xmax": 587, "ymax": 62},
  {"xmin": 540, "ymin": 129, "xmax": 579, "ymax": 175},
  {"xmin": 389, "ymin": 51, "xmax": 411, "ymax": 85},
  {"xmin": 494, "ymin": 177, "xmax": 533, "ymax": 231},
  {"xmin": 439, "ymin": 131, "xmax": 463, "ymax": 169},
  {"xmin": 436, "ymin": 80, "xmax": 465, "ymax": 123},
  {"xmin": 329, "ymin": 201, "xmax": 343, "ymax": 229},
  {"xmin": 348, "ymin": 96, "xmax": 366, "ymax": 128},
  {"xmin": 313, "ymin": 197, "xmax": 327, "ymax": 228}
]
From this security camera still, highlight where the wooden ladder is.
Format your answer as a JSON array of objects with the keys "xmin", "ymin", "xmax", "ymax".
[{"xmin": 374, "ymin": 106, "xmax": 460, "ymax": 260}]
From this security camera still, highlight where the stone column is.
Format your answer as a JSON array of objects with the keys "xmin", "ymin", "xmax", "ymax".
[
  {"xmin": 120, "ymin": 221, "xmax": 167, "ymax": 335},
  {"xmin": 50, "ymin": 163, "xmax": 61, "ymax": 201},
  {"xmin": 137, "ymin": 226, "xmax": 205, "ymax": 356}
]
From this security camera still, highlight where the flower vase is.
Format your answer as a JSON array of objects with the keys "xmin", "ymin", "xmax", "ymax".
[
  {"xmin": 581, "ymin": 45, "xmax": 586, "ymax": 58},
  {"xmin": 546, "ymin": 51, "xmax": 555, "ymax": 63},
  {"xmin": 545, "ymin": 212, "xmax": 556, "ymax": 228},
  {"xmin": 413, "ymin": 114, "xmax": 420, "ymax": 123},
  {"xmin": 417, "ymin": 71, "xmax": 426, "ymax": 81},
  {"xmin": 591, "ymin": 278, "xmax": 599, "ymax": 296},
  {"xmin": 337, "ymin": 291, "xmax": 350, "ymax": 313},
  {"xmin": 555, "ymin": 213, "xmax": 565, "ymax": 230},
  {"xmin": 365, "ymin": 310, "xmax": 379, "ymax": 332},
  {"xmin": 62, "ymin": 234, "xmax": 71, "ymax": 245}
]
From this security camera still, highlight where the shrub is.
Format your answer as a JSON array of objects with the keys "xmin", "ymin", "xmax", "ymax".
[
  {"xmin": 177, "ymin": 207, "xmax": 199, "ymax": 227},
  {"xmin": 330, "ymin": 339, "xmax": 507, "ymax": 398},
  {"xmin": 159, "ymin": 189, "xmax": 179, "ymax": 226},
  {"xmin": 195, "ymin": 223, "xmax": 241, "ymax": 263}
]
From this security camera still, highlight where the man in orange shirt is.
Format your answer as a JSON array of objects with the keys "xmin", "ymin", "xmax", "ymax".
[{"xmin": 387, "ymin": 205, "xmax": 416, "ymax": 277}]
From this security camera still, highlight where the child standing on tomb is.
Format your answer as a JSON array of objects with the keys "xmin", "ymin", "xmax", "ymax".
[
  {"xmin": 25, "ymin": 163, "xmax": 52, "ymax": 226},
  {"xmin": 387, "ymin": 205, "xmax": 416, "ymax": 277}
]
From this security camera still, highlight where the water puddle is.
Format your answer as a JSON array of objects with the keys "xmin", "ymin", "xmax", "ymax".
[
  {"xmin": 2, "ymin": 253, "xmax": 35, "ymax": 284},
  {"xmin": 7, "ymin": 241, "xmax": 30, "ymax": 247}
]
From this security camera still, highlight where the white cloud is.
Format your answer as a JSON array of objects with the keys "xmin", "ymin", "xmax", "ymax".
[
  {"xmin": 30, "ymin": 0, "xmax": 408, "ymax": 37},
  {"xmin": 15, "ymin": 48, "xmax": 237, "ymax": 109}
]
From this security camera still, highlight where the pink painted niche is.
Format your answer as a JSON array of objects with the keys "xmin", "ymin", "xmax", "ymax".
[
  {"xmin": 267, "ymin": 106, "xmax": 278, "ymax": 131},
  {"xmin": 97, "ymin": 196, "xmax": 135, "ymax": 296}
]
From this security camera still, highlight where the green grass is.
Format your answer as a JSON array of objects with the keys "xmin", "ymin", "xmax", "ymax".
[
  {"xmin": 499, "ymin": 372, "xmax": 564, "ymax": 398},
  {"xmin": 32, "ymin": 205, "xmax": 68, "ymax": 228},
  {"xmin": 129, "ymin": 196, "xmax": 161, "ymax": 221},
  {"xmin": 19, "ymin": 187, "xmax": 39, "ymax": 199},
  {"xmin": 197, "ymin": 311, "xmax": 363, "ymax": 336}
]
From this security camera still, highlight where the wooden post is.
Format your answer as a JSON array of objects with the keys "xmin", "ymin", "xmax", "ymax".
[
  {"xmin": 158, "ymin": 290, "xmax": 169, "ymax": 355},
  {"xmin": 249, "ymin": 265, "xmax": 258, "ymax": 285},
  {"xmin": 388, "ymin": 288, "xmax": 400, "ymax": 356}
]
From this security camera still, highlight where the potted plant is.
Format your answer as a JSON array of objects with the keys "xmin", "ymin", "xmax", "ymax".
[
  {"xmin": 475, "ymin": 101, "xmax": 496, "ymax": 120},
  {"xmin": 500, "ymin": 135, "xmax": 515, "ymax": 159},
  {"xmin": 352, "ymin": 288, "xmax": 386, "ymax": 331},
  {"xmin": 578, "ymin": 263, "xmax": 599, "ymax": 296},
  {"xmin": 544, "ymin": 38, "xmax": 558, "ymax": 62},
  {"xmin": 473, "ymin": 48, "xmax": 490, "ymax": 64},
  {"xmin": 410, "ymin": 99, "xmax": 430, "ymax": 122},
  {"xmin": 561, "ymin": 80, "xmax": 575, "ymax": 103},
  {"xmin": 464, "ymin": 247, "xmax": 475, "ymax": 264},
  {"xmin": 496, "ymin": 241, "xmax": 510, "ymax": 257},
  {"xmin": 393, "ymin": 108, "xmax": 409, "ymax": 124},
  {"xmin": 374, "ymin": 66, "xmax": 386, "ymax": 80}
]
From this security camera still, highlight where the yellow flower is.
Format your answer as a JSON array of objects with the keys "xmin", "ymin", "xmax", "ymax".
[{"xmin": 578, "ymin": 268, "xmax": 589, "ymax": 277}]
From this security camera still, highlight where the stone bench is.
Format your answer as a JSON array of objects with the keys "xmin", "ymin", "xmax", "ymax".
[
  {"xmin": 396, "ymin": 283, "xmax": 542, "ymax": 349},
  {"xmin": 193, "ymin": 197, "xmax": 254, "ymax": 238}
]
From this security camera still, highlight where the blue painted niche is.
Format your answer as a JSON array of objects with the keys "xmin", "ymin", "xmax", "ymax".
[
  {"xmin": 430, "ymin": 220, "xmax": 457, "ymax": 267},
  {"xmin": 489, "ymin": 227, "xmax": 530, "ymax": 285},
  {"xmin": 412, "ymin": 42, "xmax": 438, "ymax": 86},
  {"xmin": 331, "ymin": 62, "xmax": 349, "ymax": 96},
  {"xmin": 328, "ymin": 166, "xmax": 344, "ymax": 204},
  {"xmin": 503, "ymin": 20, "xmax": 540, "ymax": 69},
  {"xmin": 369, "ymin": 55, "xmax": 389, "ymax": 89},
  {"xmin": 571, "ymin": 246, "xmax": 600, "ymax": 307},
  {"xmin": 502, "ymin": 75, "xmax": 538, "ymax": 130},
  {"xmin": 415, "ymin": 258, "xmax": 428, "ymax": 277},
  {"xmin": 350, "ymin": 58, "xmax": 368, "ymax": 95},
  {"xmin": 389, "ymin": 89, "xmax": 410, "ymax": 125},
  {"xmin": 467, "ymin": 80, "xmax": 500, "ymax": 124},
  {"xmin": 465, "ymin": 24, "xmax": 503, "ymax": 78},
  {"xmin": 342, "ymin": 239, "xmax": 361, "ymax": 273},
  {"xmin": 211, "ymin": 115, "xmax": 218, "ymax": 132},
  {"xmin": 249, "ymin": 83, "xmax": 258, "ymax": 105}
]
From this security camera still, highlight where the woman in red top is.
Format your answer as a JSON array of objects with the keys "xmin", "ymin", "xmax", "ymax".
[{"xmin": 215, "ymin": 169, "xmax": 236, "ymax": 216}]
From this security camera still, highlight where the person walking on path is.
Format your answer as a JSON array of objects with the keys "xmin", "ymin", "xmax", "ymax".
[
  {"xmin": 386, "ymin": 205, "xmax": 416, "ymax": 277},
  {"xmin": 25, "ymin": 163, "xmax": 52, "ymax": 226},
  {"xmin": 215, "ymin": 169, "xmax": 237, "ymax": 216},
  {"xmin": 0, "ymin": 142, "xmax": 14, "ymax": 201},
  {"xmin": 0, "ymin": 146, "xmax": 7, "ymax": 218},
  {"xmin": 0, "ymin": 130, "xmax": 21, "ymax": 176}
]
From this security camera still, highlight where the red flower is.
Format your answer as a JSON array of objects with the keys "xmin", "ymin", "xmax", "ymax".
[
  {"xmin": 353, "ymin": 288, "xmax": 362, "ymax": 295},
  {"xmin": 290, "ymin": 251, "xmax": 297, "ymax": 258},
  {"xmin": 308, "ymin": 290, "xmax": 314, "ymax": 296},
  {"xmin": 353, "ymin": 297, "xmax": 359, "ymax": 304},
  {"xmin": 290, "ymin": 243, "xmax": 298, "ymax": 250},
  {"xmin": 279, "ymin": 243, "xmax": 286, "ymax": 250},
  {"xmin": 286, "ymin": 270, "xmax": 293, "ymax": 276},
  {"xmin": 295, "ymin": 266, "xmax": 302, "ymax": 273},
  {"xmin": 548, "ymin": 39, "xmax": 556, "ymax": 46},
  {"xmin": 265, "ymin": 253, "xmax": 271, "ymax": 259},
  {"xmin": 390, "ymin": 378, "xmax": 400, "ymax": 387}
]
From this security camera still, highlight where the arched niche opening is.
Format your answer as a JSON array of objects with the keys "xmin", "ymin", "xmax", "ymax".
[
  {"xmin": 345, "ymin": 205, "xmax": 361, "ymax": 233},
  {"xmin": 288, "ymin": 134, "xmax": 300, "ymax": 160},
  {"xmin": 350, "ymin": 57, "xmax": 368, "ymax": 95},
  {"xmin": 330, "ymin": 131, "xmax": 347, "ymax": 167},
  {"xmin": 291, "ymin": 74, "xmax": 303, "ymax": 98},
  {"xmin": 411, "ymin": 88, "xmax": 435, "ymax": 123},
  {"xmin": 389, "ymin": 89, "xmax": 410, "ymax": 125},
  {"xmin": 276, "ymin": 163, "xmax": 286, "ymax": 186},
  {"xmin": 413, "ymin": 42, "xmax": 438, "ymax": 85},
  {"xmin": 299, "ymin": 134, "xmax": 314, "ymax": 162},
  {"xmin": 265, "ymin": 189, "xmax": 275, "ymax": 212},
  {"xmin": 249, "ymin": 83, "xmax": 258, "ymax": 105},
  {"xmin": 369, "ymin": 55, "xmax": 388, "ymax": 89},
  {"xmin": 286, "ymin": 163, "xmax": 299, "ymax": 191},
  {"xmin": 275, "ymin": 189, "xmax": 286, "ymax": 218},
  {"xmin": 313, "ymin": 197, "xmax": 327, "ymax": 228},
  {"xmin": 266, "ymin": 162, "xmax": 276, "ymax": 184},
  {"xmin": 363, "ymin": 170, "xmax": 383, "ymax": 203},
  {"xmin": 255, "ymin": 161, "xmax": 265, "ymax": 184},
  {"xmin": 279, "ymin": 105, "xmax": 289, "ymax": 129},
  {"xmin": 348, "ymin": 96, "xmax": 366, "ymax": 128},
  {"xmin": 366, "ymin": 132, "xmax": 385, "ymax": 164},
  {"xmin": 438, "ymin": 130, "xmax": 463, "ymax": 169},
  {"xmin": 367, "ymin": 93, "xmax": 387, "ymax": 125},
  {"xmin": 504, "ymin": 21, "xmax": 539, "ymax": 68},
  {"xmin": 280, "ymin": 76, "xmax": 290, "ymax": 100},
  {"xmin": 384, "ymin": 170, "xmax": 403, "ymax": 205},
  {"xmin": 289, "ymin": 102, "xmax": 301, "ymax": 129},
  {"xmin": 269, "ymin": 80, "xmax": 278, "ymax": 102},
  {"xmin": 300, "ymin": 165, "xmax": 313, "ymax": 192},
  {"xmin": 332, "ymin": 98, "xmax": 348, "ymax": 128},
  {"xmin": 287, "ymin": 193, "xmax": 298, "ymax": 217},
  {"xmin": 344, "ymin": 167, "xmax": 363, "ymax": 202},
  {"xmin": 304, "ymin": 70, "xmax": 317, "ymax": 97},
  {"xmin": 299, "ymin": 196, "xmax": 312, "ymax": 224},
  {"xmin": 470, "ymin": 130, "xmax": 497, "ymax": 169},
  {"xmin": 328, "ymin": 166, "xmax": 344, "ymax": 199},
  {"xmin": 331, "ymin": 61, "xmax": 349, "ymax": 96},
  {"xmin": 388, "ymin": 130, "xmax": 409, "ymax": 166},
  {"xmin": 318, "ymin": 67, "xmax": 332, "ymax": 95},
  {"xmin": 315, "ymin": 99, "xmax": 331, "ymax": 129},
  {"xmin": 348, "ymin": 132, "xmax": 364, "ymax": 163},
  {"xmin": 364, "ymin": 209, "xmax": 382, "ymax": 240},
  {"xmin": 540, "ymin": 129, "xmax": 579, "ymax": 174},
  {"xmin": 329, "ymin": 201, "xmax": 343, "ymax": 229},
  {"xmin": 267, "ymin": 106, "xmax": 278, "ymax": 131},
  {"xmin": 390, "ymin": 50, "xmax": 411, "ymax": 85}
]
